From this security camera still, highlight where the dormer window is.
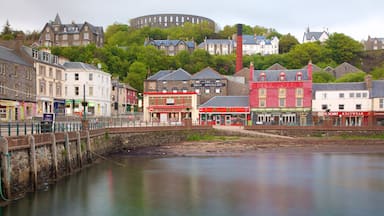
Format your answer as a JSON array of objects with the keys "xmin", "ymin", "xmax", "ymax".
[
  {"xmin": 259, "ymin": 72, "xmax": 266, "ymax": 81},
  {"xmin": 296, "ymin": 72, "xmax": 302, "ymax": 81},
  {"xmin": 279, "ymin": 72, "xmax": 286, "ymax": 81}
]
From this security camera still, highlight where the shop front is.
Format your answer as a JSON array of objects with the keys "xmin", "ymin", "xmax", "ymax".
[
  {"xmin": 199, "ymin": 107, "xmax": 250, "ymax": 126},
  {"xmin": 148, "ymin": 105, "xmax": 192, "ymax": 124},
  {"xmin": 54, "ymin": 99, "xmax": 66, "ymax": 116},
  {"xmin": 251, "ymin": 108, "xmax": 311, "ymax": 126},
  {"xmin": 326, "ymin": 111, "xmax": 372, "ymax": 126}
]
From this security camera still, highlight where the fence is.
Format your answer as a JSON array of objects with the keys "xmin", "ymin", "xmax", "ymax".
[{"xmin": 0, "ymin": 118, "xmax": 200, "ymax": 137}]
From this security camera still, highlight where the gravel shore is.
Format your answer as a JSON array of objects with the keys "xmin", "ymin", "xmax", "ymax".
[{"xmin": 123, "ymin": 137, "xmax": 384, "ymax": 156}]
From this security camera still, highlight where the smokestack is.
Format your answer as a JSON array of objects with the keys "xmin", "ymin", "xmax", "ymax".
[{"xmin": 236, "ymin": 24, "xmax": 243, "ymax": 72}]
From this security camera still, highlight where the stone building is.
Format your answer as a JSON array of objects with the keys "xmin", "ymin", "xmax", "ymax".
[
  {"xmin": 130, "ymin": 14, "xmax": 215, "ymax": 30},
  {"xmin": 302, "ymin": 27, "xmax": 329, "ymax": 43},
  {"xmin": 0, "ymin": 45, "xmax": 36, "ymax": 121},
  {"xmin": 39, "ymin": 14, "xmax": 104, "ymax": 47},
  {"xmin": 111, "ymin": 77, "xmax": 138, "ymax": 116},
  {"xmin": 363, "ymin": 36, "xmax": 384, "ymax": 51},
  {"xmin": 144, "ymin": 39, "xmax": 196, "ymax": 56}
]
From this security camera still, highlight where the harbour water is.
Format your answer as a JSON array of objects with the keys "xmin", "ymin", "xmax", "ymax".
[{"xmin": 2, "ymin": 153, "xmax": 384, "ymax": 216}]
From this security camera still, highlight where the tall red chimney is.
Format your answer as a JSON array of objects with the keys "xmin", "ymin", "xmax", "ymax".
[{"xmin": 235, "ymin": 24, "xmax": 243, "ymax": 72}]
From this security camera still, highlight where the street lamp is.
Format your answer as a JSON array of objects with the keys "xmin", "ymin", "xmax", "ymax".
[{"xmin": 81, "ymin": 84, "xmax": 88, "ymax": 120}]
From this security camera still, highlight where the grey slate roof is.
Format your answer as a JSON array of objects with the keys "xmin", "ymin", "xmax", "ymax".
[
  {"xmin": 372, "ymin": 80, "xmax": 384, "ymax": 98},
  {"xmin": 199, "ymin": 96, "xmax": 249, "ymax": 108},
  {"xmin": 63, "ymin": 62, "xmax": 100, "ymax": 70},
  {"xmin": 241, "ymin": 35, "xmax": 272, "ymax": 45},
  {"xmin": 198, "ymin": 39, "xmax": 233, "ymax": 48},
  {"xmin": 304, "ymin": 31, "xmax": 324, "ymax": 41},
  {"xmin": 192, "ymin": 67, "xmax": 224, "ymax": 80},
  {"xmin": 157, "ymin": 68, "xmax": 191, "ymax": 81},
  {"xmin": 312, "ymin": 82, "xmax": 367, "ymax": 97},
  {"xmin": 145, "ymin": 40, "xmax": 195, "ymax": 48},
  {"xmin": 252, "ymin": 69, "xmax": 309, "ymax": 81},
  {"xmin": 0, "ymin": 46, "xmax": 32, "ymax": 66},
  {"xmin": 147, "ymin": 70, "xmax": 172, "ymax": 80}
]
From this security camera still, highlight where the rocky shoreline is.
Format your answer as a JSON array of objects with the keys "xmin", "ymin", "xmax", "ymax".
[{"xmin": 122, "ymin": 137, "xmax": 384, "ymax": 156}]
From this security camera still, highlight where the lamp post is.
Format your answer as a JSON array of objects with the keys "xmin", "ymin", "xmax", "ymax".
[{"xmin": 81, "ymin": 84, "xmax": 88, "ymax": 130}]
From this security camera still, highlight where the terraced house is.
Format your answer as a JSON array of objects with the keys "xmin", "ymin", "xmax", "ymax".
[{"xmin": 0, "ymin": 45, "xmax": 36, "ymax": 121}]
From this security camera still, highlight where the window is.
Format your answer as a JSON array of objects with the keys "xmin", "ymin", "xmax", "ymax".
[
  {"xmin": 89, "ymin": 73, "xmax": 93, "ymax": 81},
  {"xmin": 0, "ymin": 107, "xmax": 6, "ymax": 119},
  {"xmin": 215, "ymin": 88, "xmax": 221, "ymax": 94},
  {"xmin": 322, "ymin": 93, "xmax": 327, "ymax": 99},
  {"xmin": 259, "ymin": 99, "xmax": 266, "ymax": 107},
  {"xmin": 39, "ymin": 80, "xmax": 46, "ymax": 94},
  {"xmin": 56, "ymin": 83, "xmax": 61, "ymax": 97},
  {"xmin": 363, "ymin": 92, "xmax": 368, "ymax": 98},
  {"xmin": 259, "ymin": 88, "xmax": 266, "ymax": 98},
  {"xmin": 339, "ymin": 104, "xmax": 344, "ymax": 110},
  {"xmin": 162, "ymin": 88, "xmax": 167, "ymax": 93},
  {"xmin": 279, "ymin": 98, "xmax": 285, "ymax": 107},
  {"xmin": 75, "ymin": 73, "xmax": 79, "ymax": 80},
  {"xmin": 296, "ymin": 72, "xmax": 302, "ymax": 81},
  {"xmin": 259, "ymin": 73, "xmax": 266, "ymax": 81},
  {"xmin": 182, "ymin": 87, "xmax": 188, "ymax": 93},
  {"xmin": 89, "ymin": 87, "xmax": 93, "ymax": 96},
  {"xmin": 339, "ymin": 93, "xmax": 344, "ymax": 98},
  {"xmin": 172, "ymin": 87, "xmax": 178, "ymax": 93},
  {"xmin": 0, "ymin": 63, "xmax": 6, "ymax": 75},
  {"xmin": 349, "ymin": 92, "xmax": 354, "ymax": 98},
  {"xmin": 49, "ymin": 68, "xmax": 53, "ymax": 77},
  {"xmin": 75, "ymin": 86, "xmax": 79, "ymax": 95},
  {"xmin": 380, "ymin": 99, "xmax": 384, "ymax": 109},
  {"xmin": 278, "ymin": 88, "xmax": 286, "ymax": 97},
  {"xmin": 162, "ymin": 81, "xmax": 167, "ymax": 84},
  {"xmin": 83, "ymin": 33, "xmax": 89, "ymax": 40},
  {"xmin": 296, "ymin": 88, "xmax": 303, "ymax": 97},
  {"xmin": 322, "ymin": 104, "xmax": 328, "ymax": 110},
  {"xmin": 205, "ymin": 88, "xmax": 210, "ymax": 94},
  {"xmin": 56, "ymin": 70, "xmax": 62, "ymax": 80},
  {"xmin": 356, "ymin": 104, "xmax": 361, "ymax": 110},
  {"xmin": 74, "ymin": 34, "xmax": 79, "ymax": 40},
  {"xmin": 62, "ymin": 34, "xmax": 67, "ymax": 40},
  {"xmin": 279, "ymin": 72, "xmax": 286, "ymax": 81},
  {"xmin": 0, "ymin": 81, "xmax": 4, "ymax": 94},
  {"xmin": 296, "ymin": 98, "xmax": 303, "ymax": 107},
  {"xmin": 195, "ymin": 88, "xmax": 200, "ymax": 95},
  {"xmin": 356, "ymin": 92, "xmax": 362, "ymax": 98}
]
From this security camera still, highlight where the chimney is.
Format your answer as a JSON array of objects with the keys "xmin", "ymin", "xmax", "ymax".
[
  {"xmin": 307, "ymin": 60, "xmax": 313, "ymax": 80},
  {"xmin": 249, "ymin": 62, "xmax": 254, "ymax": 83},
  {"xmin": 365, "ymin": 74, "xmax": 373, "ymax": 94},
  {"xmin": 236, "ymin": 24, "xmax": 243, "ymax": 72}
]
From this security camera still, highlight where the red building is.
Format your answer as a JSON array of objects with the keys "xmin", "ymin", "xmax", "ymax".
[{"xmin": 249, "ymin": 62, "xmax": 313, "ymax": 125}]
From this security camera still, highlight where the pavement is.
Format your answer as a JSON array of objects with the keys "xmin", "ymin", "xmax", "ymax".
[{"xmin": 212, "ymin": 125, "xmax": 295, "ymax": 140}]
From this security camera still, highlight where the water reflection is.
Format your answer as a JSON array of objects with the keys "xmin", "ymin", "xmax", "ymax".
[{"xmin": 3, "ymin": 153, "xmax": 384, "ymax": 216}]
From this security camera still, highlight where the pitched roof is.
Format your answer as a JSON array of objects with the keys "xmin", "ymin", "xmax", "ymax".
[
  {"xmin": 372, "ymin": 80, "xmax": 384, "ymax": 97},
  {"xmin": 63, "ymin": 62, "xmax": 100, "ymax": 70},
  {"xmin": 304, "ymin": 31, "xmax": 324, "ymax": 41},
  {"xmin": 157, "ymin": 68, "xmax": 191, "ymax": 81},
  {"xmin": 267, "ymin": 63, "xmax": 287, "ymax": 70},
  {"xmin": 312, "ymin": 82, "xmax": 367, "ymax": 97},
  {"xmin": 199, "ymin": 96, "xmax": 249, "ymax": 107},
  {"xmin": 241, "ymin": 35, "xmax": 273, "ymax": 45},
  {"xmin": 251, "ymin": 69, "xmax": 310, "ymax": 81},
  {"xmin": 192, "ymin": 67, "xmax": 225, "ymax": 80},
  {"xmin": 147, "ymin": 70, "xmax": 172, "ymax": 80},
  {"xmin": 53, "ymin": 14, "xmax": 62, "ymax": 25},
  {"xmin": 0, "ymin": 46, "xmax": 32, "ymax": 66},
  {"xmin": 145, "ymin": 39, "xmax": 195, "ymax": 48},
  {"xmin": 334, "ymin": 62, "xmax": 361, "ymax": 72}
]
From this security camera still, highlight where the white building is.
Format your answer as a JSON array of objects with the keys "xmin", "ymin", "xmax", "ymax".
[
  {"xmin": 312, "ymin": 83, "xmax": 371, "ymax": 126},
  {"xmin": 198, "ymin": 39, "xmax": 234, "ymax": 55},
  {"xmin": 303, "ymin": 27, "xmax": 329, "ymax": 43},
  {"xmin": 22, "ymin": 47, "xmax": 66, "ymax": 117},
  {"xmin": 235, "ymin": 35, "xmax": 279, "ymax": 56},
  {"xmin": 63, "ymin": 62, "xmax": 111, "ymax": 117}
]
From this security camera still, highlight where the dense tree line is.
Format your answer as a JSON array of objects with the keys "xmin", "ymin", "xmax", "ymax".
[{"xmin": 3, "ymin": 20, "xmax": 383, "ymax": 92}]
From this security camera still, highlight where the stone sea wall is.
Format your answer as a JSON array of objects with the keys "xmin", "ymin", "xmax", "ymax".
[{"xmin": 0, "ymin": 126, "xmax": 212, "ymax": 202}]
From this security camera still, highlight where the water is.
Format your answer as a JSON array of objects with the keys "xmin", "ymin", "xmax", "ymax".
[{"xmin": 2, "ymin": 153, "xmax": 384, "ymax": 216}]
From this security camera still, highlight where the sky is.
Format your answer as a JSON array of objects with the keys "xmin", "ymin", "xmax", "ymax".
[{"xmin": 1, "ymin": 0, "xmax": 383, "ymax": 42}]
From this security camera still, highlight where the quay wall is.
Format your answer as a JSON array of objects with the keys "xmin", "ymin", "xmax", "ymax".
[{"xmin": 0, "ymin": 126, "xmax": 212, "ymax": 201}]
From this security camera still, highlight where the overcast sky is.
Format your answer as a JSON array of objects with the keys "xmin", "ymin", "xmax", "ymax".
[{"xmin": 1, "ymin": 0, "xmax": 382, "ymax": 42}]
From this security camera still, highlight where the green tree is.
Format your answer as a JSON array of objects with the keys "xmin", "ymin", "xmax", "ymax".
[
  {"xmin": 1, "ymin": 20, "xmax": 14, "ymax": 40},
  {"xmin": 325, "ymin": 33, "xmax": 363, "ymax": 65},
  {"xmin": 371, "ymin": 64, "xmax": 384, "ymax": 79},
  {"xmin": 312, "ymin": 71, "xmax": 335, "ymax": 83},
  {"xmin": 335, "ymin": 72, "xmax": 366, "ymax": 82},
  {"xmin": 124, "ymin": 61, "xmax": 148, "ymax": 92},
  {"xmin": 279, "ymin": 33, "xmax": 299, "ymax": 54},
  {"xmin": 286, "ymin": 42, "xmax": 331, "ymax": 68}
]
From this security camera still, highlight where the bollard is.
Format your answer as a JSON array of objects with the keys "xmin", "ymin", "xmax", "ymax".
[
  {"xmin": 50, "ymin": 133, "xmax": 58, "ymax": 179},
  {"xmin": 64, "ymin": 133, "xmax": 72, "ymax": 173},
  {"xmin": 85, "ymin": 131, "xmax": 92, "ymax": 163},
  {"xmin": 0, "ymin": 137, "xmax": 11, "ymax": 200},
  {"xmin": 76, "ymin": 132, "xmax": 82, "ymax": 168},
  {"xmin": 28, "ymin": 135, "xmax": 37, "ymax": 191}
]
